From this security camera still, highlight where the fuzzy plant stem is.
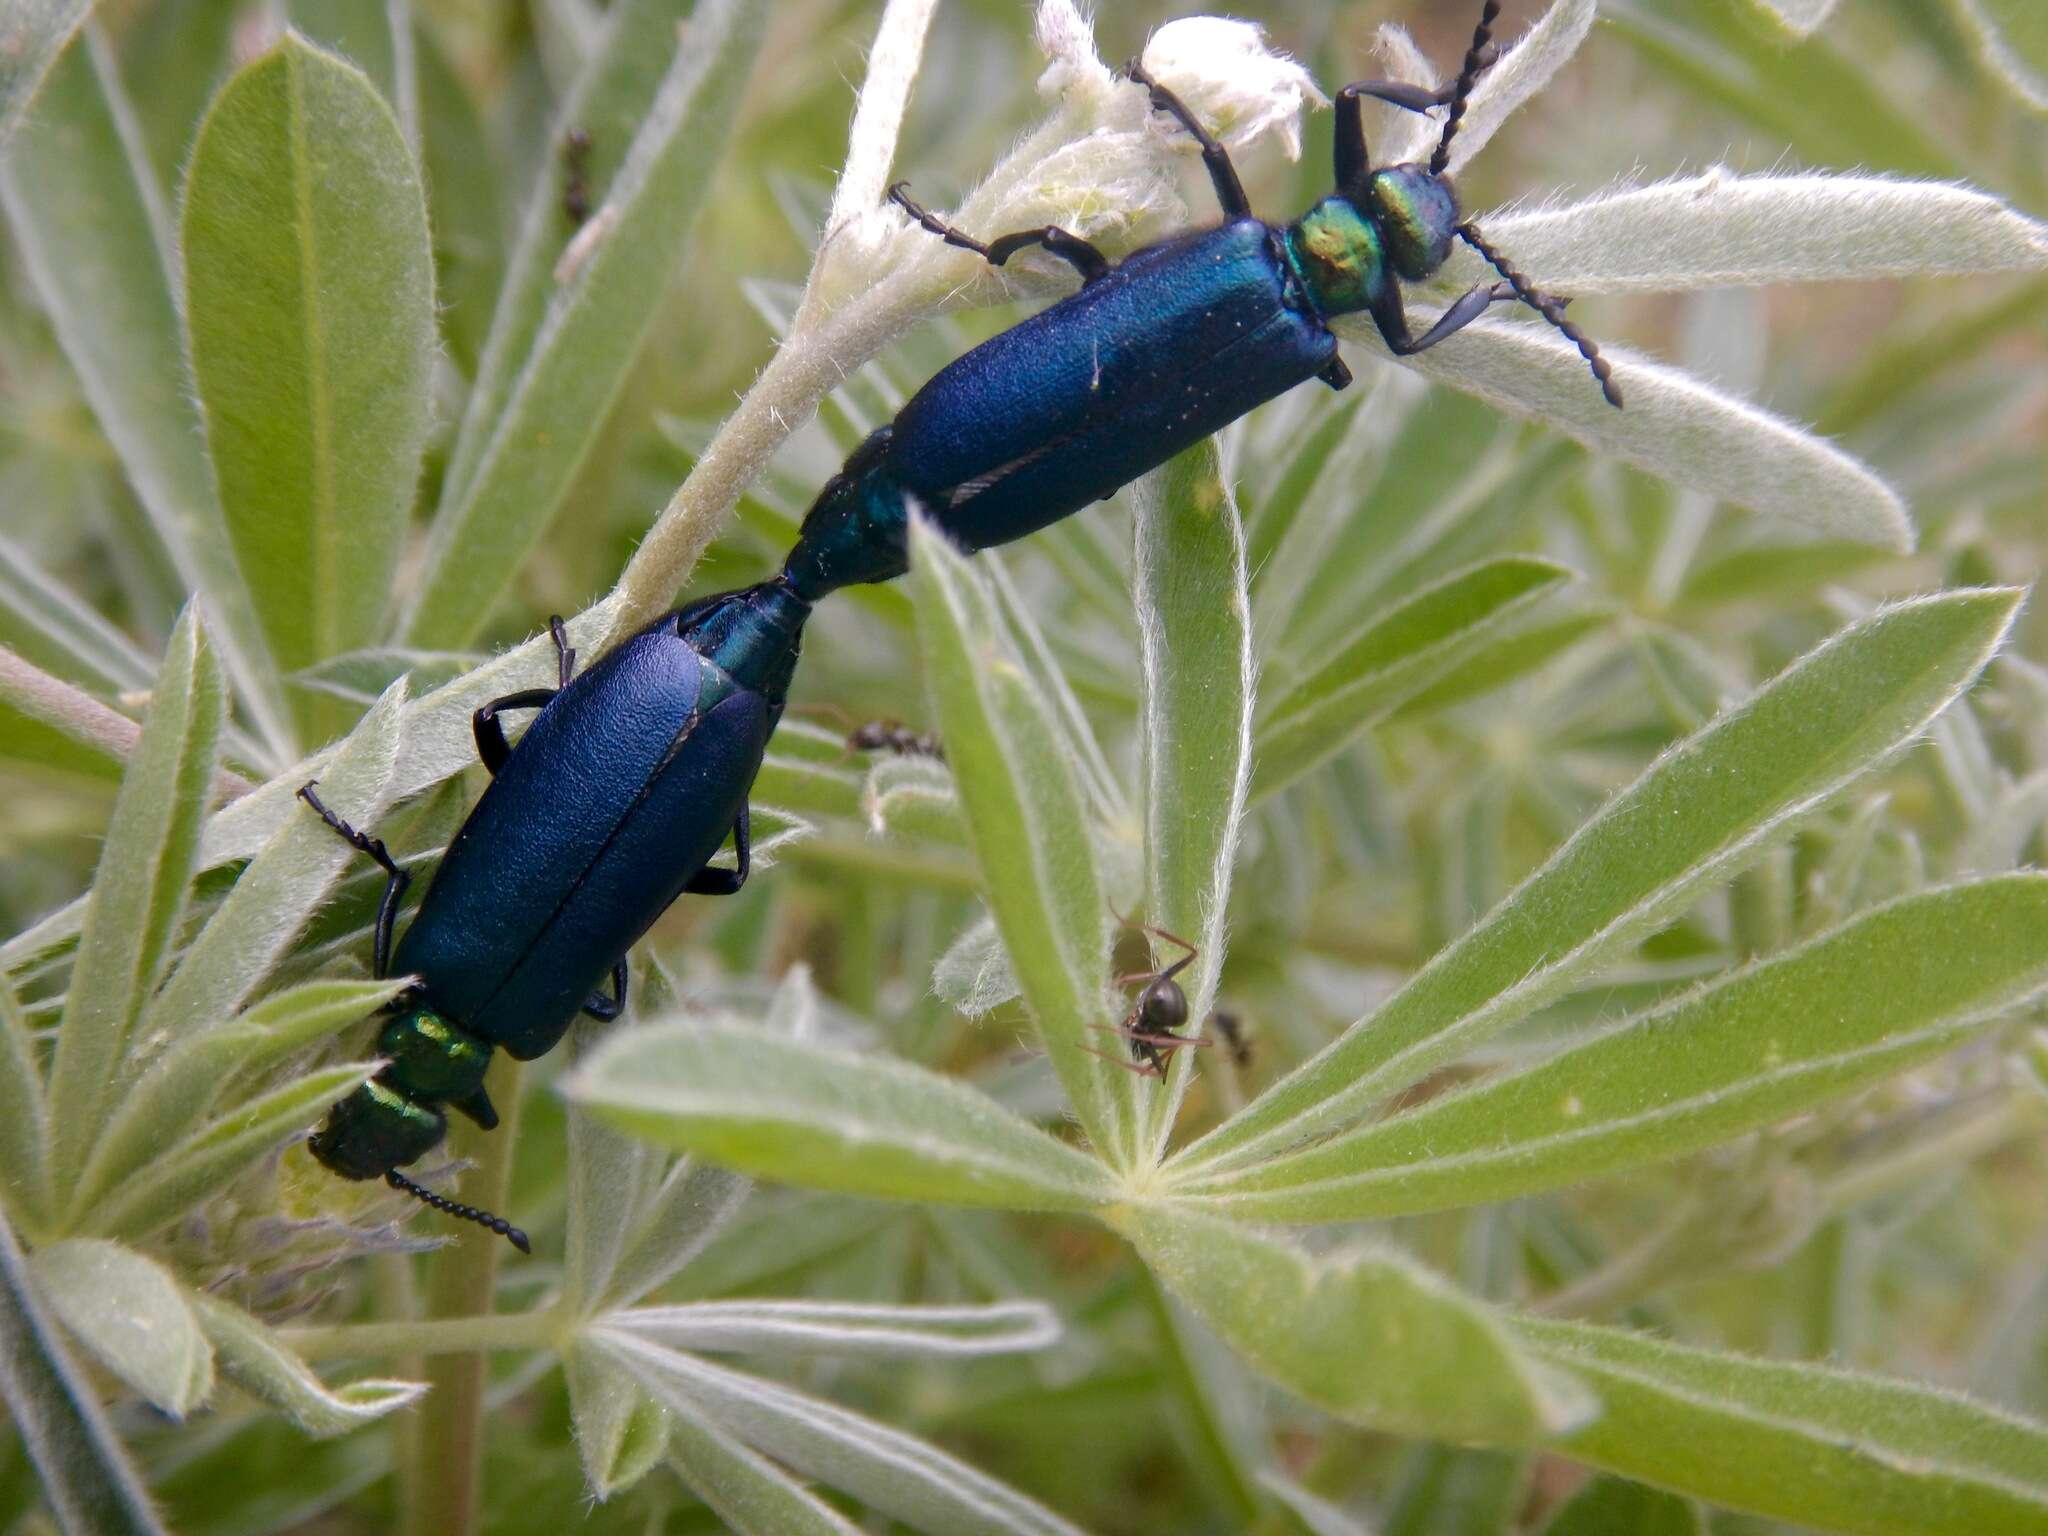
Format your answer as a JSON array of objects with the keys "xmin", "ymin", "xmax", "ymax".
[
  {"xmin": 401, "ymin": 1056, "xmax": 526, "ymax": 1536},
  {"xmin": 280, "ymin": 1306, "xmax": 554, "ymax": 1363},
  {"xmin": 606, "ymin": 0, "xmax": 939, "ymax": 639}
]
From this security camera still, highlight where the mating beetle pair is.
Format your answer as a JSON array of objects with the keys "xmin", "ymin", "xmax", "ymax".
[{"xmin": 303, "ymin": 1, "xmax": 1614, "ymax": 1245}]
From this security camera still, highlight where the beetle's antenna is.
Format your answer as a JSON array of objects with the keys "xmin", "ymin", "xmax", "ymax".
[
  {"xmin": 1432, "ymin": 1, "xmax": 1502, "ymax": 176},
  {"xmin": 385, "ymin": 1168, "xmax": 531, "ymax": 1253},
  {"xmin": 1456, "ymin": 224, "xmax": 1622, "ymax": 408}
]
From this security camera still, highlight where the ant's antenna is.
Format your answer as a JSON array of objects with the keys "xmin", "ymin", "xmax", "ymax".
[
  {"xmin": 1456, "ymin": 224, "xmax": 1623, "ymax": 409},
  {"xmin": 385, "ymin": 1168, "xmax": 531, "ymax": 1253},
  {"xmin": 1432, "ymin": 1, "xmax": 1502, "ymax": 176}
]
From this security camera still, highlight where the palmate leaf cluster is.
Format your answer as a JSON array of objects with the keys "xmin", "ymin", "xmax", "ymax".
[{"xmin": 1, "ymin": 0, "xmax": 2046, "ymax": 1533}]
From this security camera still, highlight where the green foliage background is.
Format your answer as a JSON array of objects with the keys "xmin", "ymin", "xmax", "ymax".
[{"xmin": 1, "ymin": 1, "xmax": 2047, "ymax": 1534}]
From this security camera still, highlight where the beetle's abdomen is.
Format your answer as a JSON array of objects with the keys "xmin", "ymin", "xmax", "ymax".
[
  {"xmin": 895, "ymin": 219, "xmax": 1334, "ymax": 553},
  {"xmin": 392, "ymin": 620, "xmax": 768, "ymax": 1060}
]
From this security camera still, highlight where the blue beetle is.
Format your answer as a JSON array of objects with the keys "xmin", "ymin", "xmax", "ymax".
[
  {"xmin": 785, "ymin": 1, "xmax": 1616, "ymax": 602},
  {"xmin": 300, "ymin": 580, "xmax": 808, "ymax": 1248}
]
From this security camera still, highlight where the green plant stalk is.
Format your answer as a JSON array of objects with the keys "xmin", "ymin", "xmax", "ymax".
[
  {"xmin": 402, "ymin": 1056, "xmax": 525, "ymax": 1536},
  {"xmin": 280, "ymin": 1306, "xmax": 554, "ymax": 1364}
]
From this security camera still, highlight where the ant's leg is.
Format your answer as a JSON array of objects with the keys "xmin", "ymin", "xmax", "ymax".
[
  {"xmin": 1081, "ymin": 1043, "xmax": 1163, "ymax": 1078},
  {"xmin": 1123, "ymin": 62, "xmax": 1251, "ymax": 220},
  {"xmin": 298, "ymin": 782, "xmax": 410, "ymax": 978},
  {"xmin": 889, "ymin": 184, "xmax": 1109, "ymax": 284}
]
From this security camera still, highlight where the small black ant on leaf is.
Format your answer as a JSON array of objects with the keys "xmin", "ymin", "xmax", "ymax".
[
  {"xmin": 846, "ymin": 719, "xmax": 944, "ymax": 760},
  {"xmin": 1084, "ymin": 915, "xmax": 1211, "ymax": 1078},
  {"xmin": 562, "ymin": 127, "xmax": 592, "ymax": 227}
]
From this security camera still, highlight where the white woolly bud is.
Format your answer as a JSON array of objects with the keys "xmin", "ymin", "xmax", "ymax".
[{"xmin": 1138, "ymin": 17, "xmax": 1326, "ymax": 162}]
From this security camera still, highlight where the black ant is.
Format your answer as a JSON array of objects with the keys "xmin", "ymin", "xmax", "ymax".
[
  {"xmin": 846, "ymin": 719, "xmax": 944, "ymax": 760},
  {"xmin": 1083, "ymin": 917, "xmax": 1210, "ymax": 1078},
  {"xmin": 562, "ymin": 127, "xmax": 592, "ymax": 226}
]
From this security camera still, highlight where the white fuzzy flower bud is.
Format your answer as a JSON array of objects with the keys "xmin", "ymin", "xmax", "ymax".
[{"xmin": 1137, "ymin": 17, "xmax": 1326, "ymax": 162}]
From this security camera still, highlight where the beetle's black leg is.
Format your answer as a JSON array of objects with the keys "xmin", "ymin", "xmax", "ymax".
[
  {"xmin": 1370, "ymin": 280, "xmax": 1512, "ymax": 358},
  {"xmin": 1122, "ymin": 62, "xmax": 1252, "ymax": 221},
  {"xmin": 1318, "ymin": 356, "xmax": 1353, "ymax": 391},
  {"xmin": 1333, "ymin": 39, "xmax": 1501, "ymax": 191},
  {"xmin": 472, "ymin": 689, "xmax": 557, "ymax": 776},
  {"xmin": 889, "ymin": 184, "xmax": 1110, "ymax": 285},
  {"xmin": 298, "ymin": 782, "xmax": 410, "ymax": 979},
  {"xmin": 684, "ymin": 806, "xmax": 750, "ymax": 896},
  {"xmin": 582, "ymin": 959, "xmax": 628, "ymax": 1022},
  {"xmin": 450, "ymin": 1086, "xmax": 500, "ymax": 1130},
  {"xmin": 548, "ymin": 614, "xmax": 575, "ymax": 687}
]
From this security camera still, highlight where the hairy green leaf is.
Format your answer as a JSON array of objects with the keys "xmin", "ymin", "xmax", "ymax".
[
  {"xmin": 51, "ymin": 605, "xmax": 224, "ymax": 1199},
  {"xmin": 182, "ymin": 33, "xmax": 434, "ymax": 685},
  {"xmin": 0, "ymin": 1212, "xmax": 167, "ymax": 1535},
  {"xmin": 1132, "ymin": 441, "xmax": 1254, "ymax": 1157},
  {"xmin": 1117, "ymin": 1202, "xmax": 1593, "ymax": 1445},
  {"xmin": 0, "ymin": 30, "xmax": 293, "ymax": 758},
  {"xmin": 909, "ymin": 518, "xmax": 1129, "ymax": 1165},
  {"xmin": 1177, "ymin": 590, "xmax": 2022, "ymax": 1178},
  {"xmin": 1518, "ymin": 1316, "xmax": 2048, "ymax": 1535},
  {"xmin": 1190, "ymin": 877, "xmax": 2048, "ymax": 1218},
  {"xmin": 31, "ymin": 1239, "xmax": 212, "ymax": 1417},
  {"xmin": 187, "ymin": 1289, "xmax": 423, "ymax": 1436},
  {"xmin": 565, "ymin": 1020, "xmax": 1115, "ymax": 1211}
]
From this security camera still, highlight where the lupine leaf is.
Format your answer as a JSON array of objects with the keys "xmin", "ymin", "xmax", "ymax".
[
  {"xmin": 0, "ymin": 1212, "xmax": 167, "ymax": 1535},
  {"xmin": 1174, "ymin": 590, "xmax": 2022, "ymax": 1178},
  {"xmin": 1188, "ymin": 877, "xmax": 2048, "ymax": 1219},
  {"xmin": 30, "ymin": 1240, "xmax": 213, "ymax": 1417},
  {"xmin": 600, "ymin": 1299, "xmax": 1060, "ymax": 1358},
  {"xmin": 665, "ymin": 1408, "xmax": 865, "ymax": 1536},
  {"xmin": 1253, "ymin": 558, "xmax": 1574, "ymax": 802},
  {"xmin": 182, "ymin": 34, "xmax": 435, "ymax": 685},
  {"xmin": 0, "ymin": 29, "xmax": 294, "ymax": 760},
  {"xmin": 1131, "ymin": 441, "xmax": 1255, "ymax": 1158},
  {"xmin": 599, "ymin": 1331, "xmax": 1089, "ymax": 1536},
  {"xmin": 1118, "ymin": 1202, "xmax": 1593, "ymax": 1444},
  {"xmin": 51, "ymin": 605, "xmax": 224, "ymax": 1198},
  {"xmin": 186, "ymin": 1290, "xmax": 423, "ymax": 1436},
  {"xmin": 1517, "ymin": 1316, "xmax": 2048, "ymax": 1535},
  {"xmin": 83, "ymin": 1062, "xmax": 379, "ymax": 1243},
  {"xmin": 564, "ymin": 1020, "xmax": 1116, "ymax": 1211},
  {"xmin": 566, "ymin": 1343, "xmax": 670, "ymax": 1499},
  {"xmin": 908, "ymin": 518, "xmax": 1129, "ymax": 1166}
]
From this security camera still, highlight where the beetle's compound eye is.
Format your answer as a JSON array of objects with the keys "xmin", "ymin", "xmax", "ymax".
[{"xmin": 1369, "ymin": 166, "xmax": 1459, "ymax": 281}]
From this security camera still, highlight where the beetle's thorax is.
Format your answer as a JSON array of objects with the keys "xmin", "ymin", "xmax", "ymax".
[
  {"xmin": 678, "ymin": 579, "xmax": 809, "ymax": 702},
  {"xmin": 1283, "ymin": 195, "xmax": 1388, "ymax": 318}
]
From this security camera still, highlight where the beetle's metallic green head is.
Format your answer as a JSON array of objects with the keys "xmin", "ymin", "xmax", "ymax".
[
  {"xmin": 1364, "ymin": 165, "xmax": 1460, "ymax": 282},
  {"xmin": 307, "ymin": 1007, "xmax": 493, "ymax": 1181}
]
